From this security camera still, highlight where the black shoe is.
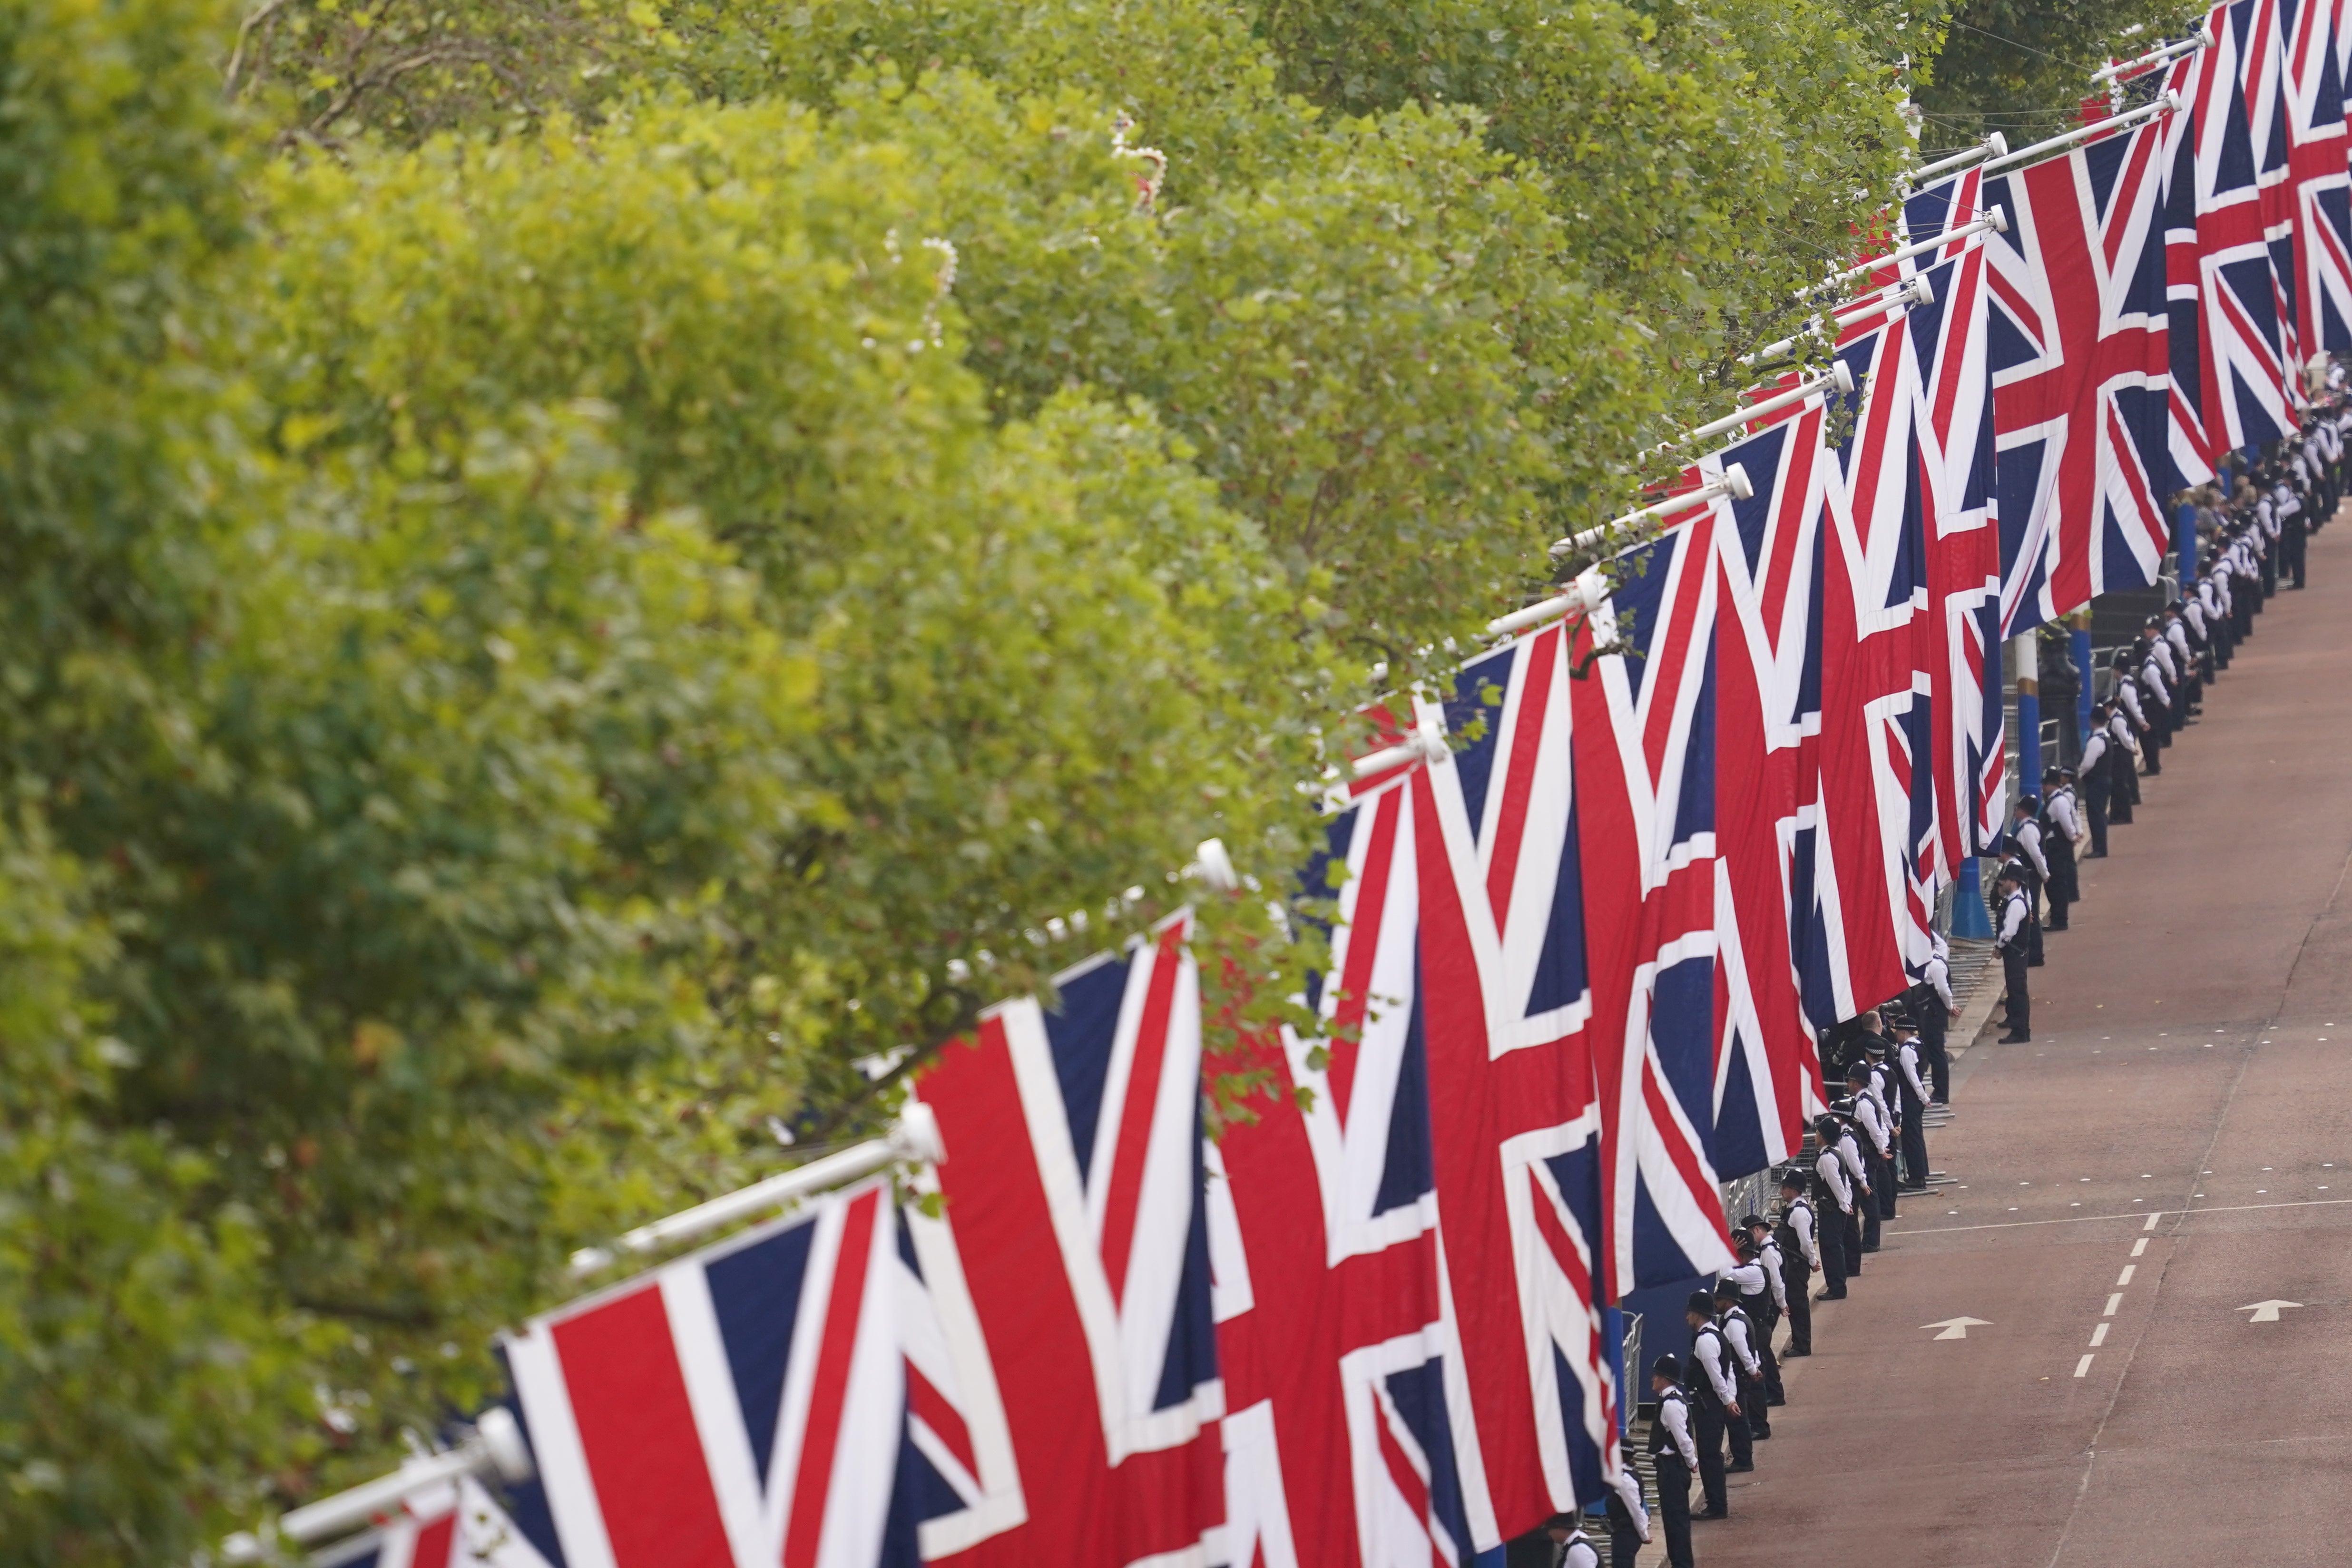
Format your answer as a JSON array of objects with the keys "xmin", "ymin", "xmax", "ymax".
[
  {"xmin": 1728, "ymin": 1460, "xmax": 1756, "ymax": 1472},
  {"xmin": 1695, "ymin": 1508, "xmax": 1729, "ymax": 1521},
  {"xmin": 1823, "ymin": 1289, "xmax": 1848, "ymax": 1299},
  {"xmin": 1860, "ymin": 1243, "xmax": 1882, "ymax": 1253},
  {"xmin": 1767, "ymin": 1394, "xmax": 1788, "ymax": 1406},
  {"xmin": 1900, "ymin": 1182, "xmax": 1929, "ymax": 1192},
  {"xmin": 1784, "ymin": 1346, "xmax": 1812, "ymax": 1357},
  {"xmin": 1998, "ymin": 1031, "xmax": 2030, "ymax": 1043},
  {"xmin": 1751, "ymin": 1430, "xmax": 1771, "ymax": 1441},
  {"xmin": 2028, "ymin": 957, "xmax": 2046, "ymax": 967}
]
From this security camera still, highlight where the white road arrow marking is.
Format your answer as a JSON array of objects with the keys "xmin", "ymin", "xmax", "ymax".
[
  {"xmin": 1920, "ymin": 1316, "xmax": 1992, "ymax": 1340},
  {"xmin": 2236, "ymin": 1300, "xmax": 2304, "ymax": 1323}
]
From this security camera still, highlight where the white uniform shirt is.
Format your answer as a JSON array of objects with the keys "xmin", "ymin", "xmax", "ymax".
[
  {"xmin": 1754, "ymin": 1236, "xmax": 1791, "ymax": 1310},
  {"xmin": 2165, "ymin": 620, "xmax": 2193, "ymax": 666},
  {"xmin": 1690, "ymin": 1323, "xmax": 1740, "ymax": 1406},
  {"xmin": 1656, "ymin": 1390, "xmax": 1699, "ymax": 1467},
  {"xmin": 1999, "ymin": 889, "xmax": 2030, "ymax": 945},
  {"xmin": 2080, "ymin": 728, "xmax": 2109, "ymax": 776},
  {"xmin": 1814, "ymin": 1147, "xmax": 1854, "ymax": 1212},
  {"xmin": 1922, "ymin": 949, "xmax": 1955, "ymax": 1011},
  {"xmin": 2140, "ymin": 653, "xmax": 2170, "ymax": 706},
  {"xmin": 1784, "ymin": 1198, "xmax": 1820, "ymax": 1268},
  {"xmin": 1556, "ymin": 1531, "xmax": 1601, "ymax": 1568},
  {"xmin": 1852, "ymin": 1089, "xmax": 1891, "ymax": 1156},
  {"xmin": 1897, "ymin": 1037, "xmax": 1931, "ymax": 1104},
  {"xmin": 1834, "ymin": 1129, "xmax": 1870, "ymax": 1188},
  {"xmin": 2013, "ymin": 818, "xmax": 2049, "ymax": 879},
  {"xmin": 2146, "ymin": 637, "xmax": 2177, "ymax": 683},
  {"xmin": 2047, "ymin": 786, "xmax": 2081, "ymax": 841},
  {"xmin": 1611, "ymin": 1468, "xmax": 1651, "ymax": 1542},
  {"xmin": 2114, "ymin": 680, "xmax": 2146, "ymax": 728},
  {"xmin": 1722, "ymin": 1309, "xmax": 1763, "ymax": 1378}
]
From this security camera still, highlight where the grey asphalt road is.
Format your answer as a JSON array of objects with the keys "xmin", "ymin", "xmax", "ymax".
[{"xmin": 1684, "ymin": 514, "xmax": 2352, "ymax": 1568}]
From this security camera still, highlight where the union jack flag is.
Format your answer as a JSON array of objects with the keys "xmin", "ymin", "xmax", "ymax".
[
  {"xmin": 1820, "ymin": 255, "xmax": 1937, "ymax": 992},
  {"xmin": 1700, "ymin": 406, "xmax": 1831, "ymax": 1171},
  {"xmin": 1903, "ymin": 168, "xmax": 2009, "ymax": 864},
  {"xmin": 912, "ymin": 919, "xmax": 1225, "ymax": 1568},
  {"xmin": 2283, "ymin": 0, "xmax": 2352, "ymax": 351},
  {"xmin": 1560, "ymin": 521, "xmax": 1738, "ymax": 1289},
  {"xmin": 1211, "ymin": 753, "xmax": 1609, "ymax": 1567},
  {"xmin": 2166, "ymin": 2, "xmax": 2300, "ymax": 467},
  {"xmin": 504, "ymin": 1175, "xmax": 1021, "ymax": 1568},
  {"xmin": 1985, "ymin": 112, "xmax": 2176, "ymax": 630}
]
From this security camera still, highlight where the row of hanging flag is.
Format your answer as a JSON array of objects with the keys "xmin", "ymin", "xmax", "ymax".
[{"xmin": 331, "ymin": 4, "xmax": 2351, "ymax": 1567}]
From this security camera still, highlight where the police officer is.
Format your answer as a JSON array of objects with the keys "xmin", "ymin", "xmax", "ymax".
[
  {"xmin": 2038, "ymin": 766, "xmax": 2080, "ymax": 931},
  {"xmin": 1810, "ymin": 1119, "xmax": 1857, "ymax": 1294},
  {"xmin": 1774, "ymin": 1169, "xmax": 1819, "ymax": 1347},
  {"xmin": 1825, "ymin": 1106, "xmax": 1879, "ymax": 1256},
  {"xmin": 1684, "ymin": 1289, "xmax": 1745, "ymax": 1517},
  {"xmin": 2163, "ymin": 604, "xmax": 2201, "ymax": 710},
  {"xmin": 1648, "ymin": 1355, "xmax": 1697, "ymax": 1568},
  {"xmin": 2283, "ymin": 475, "xmax": 2311, "ymax": 587},
  {"xmin": 1713, "ymin": 1278, "xmax": 1770, "ymax": 1442},
  {"xmin": 2078, "ymin": 710, "xmax": 2113, "ymax": 858},
  {"xmin": 1543, "ymin": 1514, "xmax": 1601, "ymax": 1568},
  {"xmin": 2006, "ymin": 794, "xmax": 2048, "ymax": 963},
  {"xmin": 1600, "ymin": 1468, "xmax": 1650, "ymax": 1568},
  {"xmin": 1740, "ymin": 1215, "xmax": 1791, "ymax": 1400},
  {"xmin": 2105, "ymin": 696, "xmax": 2143, "ymax": 818},
  {"xmin": 1996, "ymin": 863, "xmax": 2033, "ymax": 1043},
  {"xmin": 2114, "ymin": 657, "xmax": 2158, "ymax": 776},
  {"xmin": 1855, "ymin": 1046, "xmax": 1901, "ymax": 1218},
  {"xmin": 1842, "ymin": 1065, "xmax": 1896, "ymax": 1230},
  {"xmin": 1911, "ymin": 932, "xmax": 1959, "ymax": 1100},
  {"xmin": 1892, "ymin": 1012, "xmax": 1933, "ymax": 1190}
]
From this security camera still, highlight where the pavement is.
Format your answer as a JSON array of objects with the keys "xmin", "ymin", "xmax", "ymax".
[{"xmin": 1673, "ymin": 516, "xmax": 2352, "ymax": 1568}]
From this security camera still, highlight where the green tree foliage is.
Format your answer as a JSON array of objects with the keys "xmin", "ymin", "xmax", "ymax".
[
  {"xmin": 2, "ymin": 0, "xmax": 1984, "ymax": 1557},
  {"xmin": 1913, "ymin": 0, "xmax": 2194, "ymax": 147}
]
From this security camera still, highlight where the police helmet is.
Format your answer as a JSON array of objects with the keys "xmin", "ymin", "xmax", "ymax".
[
  {"xmin": 1686, "ymin": 1290, "xmax": 1718, "ymax": 1317},
  {"xmin": 1653, "ymin": 1353, "xmax": 1682, "ymax": 1380}
]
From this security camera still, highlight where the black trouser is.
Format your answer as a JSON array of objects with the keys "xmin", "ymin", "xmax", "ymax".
[
  {"xmin": 1740, "ymin": 1368, "xmax": 1769, "ymax": 1437},
  {"xmin": 1653, "ymin": 1453, "xmax": 1694, "ymax": 1567},
  {"xmin": 1918, "ymin": 1008, "xmax": 1950, "ymax": 1100},
  {"xmin": 2001, "ymin": 947, "xmax": 2030, "ymax": 1037},
  {"xmin": 1845, "ymin": 1192, "xmax": 1870, "ymax": 1264},
  {"xmin": 1757, "ymin": 1315, "xmax": 1785, "ymax": 1400},
  {"xmin": 2044, "ymin": 864, "xmax": 2073, "ymax": 929},
  {"xmin": 1781, "ymin": 1258, "xmax": 1813, "ymax": 1347},
  {"xmin": 1873, "ymin": 1147, "xmax": 1898, "ymax": 1218},
  {"xmin": 2286, "ymin": 533, "xmax": 2307, "ymax": 587},
  {"xmin": 1816, "ymin": 1208, "xmax": 1848, "ymax": 1295},
  {"xmin": 1900, "ymin": 1087, "xmax": 1930, "ymax": 1187},
  {"xmin": 1720, "ymin": 1381, "xmax": 1753, "ymax": 1469},
  {"xmin": 1691, "ymin": 1397, "xmax": 1730, "ymax": 1512},
  {"xmin": 1606, "ymin": 1490, "xmax": 1642, "ymax": 1568},
  {"xmin": 2084, "ymin": 772, "xmax": 2110, "ymax": 855}
]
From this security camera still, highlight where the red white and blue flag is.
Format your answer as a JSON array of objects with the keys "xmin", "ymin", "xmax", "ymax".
[
  {"xmin": 1212, "ymin": 742, "xmax": 1617, "ymax": 1566},
  {"xmin": 1559, "ymin": 521, "xmax": 1738, "ymax": 1288},
  {"xmin": 505, "ymin": 1175, "xmax": 1022, "ymax": 1568},
  {"xmin": 1985, "ymin": 112, "xmax": 2176, "ymax": 630},
  {"xmin": 913, "ymin": 920, "xmax": 1225, "ymax": 1568},
  {"xmin": 1904, "ymin": 167, "xmax": 2010, "ymax": 863},
  {"xmin": 1820, "ymin": 255, "xmax": 1938, "ymax": 992},
  {"xmin": 1701, "ymin": 404, "xmax": 1832, "ymax": 1171},
  {"xmin": 2284, "ymin": 0, "xmax": 2352, "ymax": 352},
  {"xmin": 2166, "ymin": 2, "xmax": 2300, "ymax": 469}
]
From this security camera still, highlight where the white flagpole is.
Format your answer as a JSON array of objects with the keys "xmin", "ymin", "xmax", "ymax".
[{"xmin": 1978, "ymin": 90, "xmax": 2183, "ymax": 179}]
